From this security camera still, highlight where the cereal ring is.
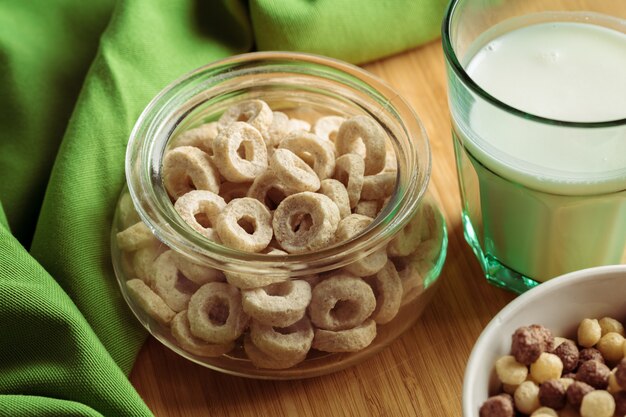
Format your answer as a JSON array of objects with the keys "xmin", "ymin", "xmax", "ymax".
[
  {"xmin": 117, "ymin": 192, "xmax": 141, "ymax": 229},
  {"xmin": 187, "ymin": 282, "xmax": 249, "ymax": 344},
  {"xmin": 395, "ymin": 258, "xmax": 429, "ymax": 306},
  {"xmin": 152, "ymin": 251, "xmax": 200, "ymax": 312},
  {"xmin": 116, "ymin": 221, "xmax": 157, "ymax": 252},
  {"xmin": 217, "ymin": 99, "xmax": 273, "ymax": 140},
  {"xmin": 224, "ymin": 270, "xmax": 289, "ymax": 290},
  {"xmin": 220, "ymin": 181, "xmax": 251, "ymax": 203},
  {"xmin": 335, "ymin": 115, "xmax": 387, "ymax": 175},
  {"xmin": 313, "ymin": 115, "xmax": 345, "ymax": 142},
  {"xmin": 171, "ymin": 311, "xmax": 234, "ymax": 357},
  {"xmin": 384, "ymin": 150, "xmax": 397, "ymax": 172},
  {"xmin": 267, "ymin": 111, "xmax": 290, "ymax": 147},
  {"xmin": 279, "ymin": 131, "xmax": 335, "ymax": 180},
  {"xmin": 126, "ymin": 279, "xmax": 175, "ymax": 326},
  {"xmin": 212, "ymin": 122, "xmax": 268, "ymax": 183},
  {"xmin": 308, "ymin": 274, "xmax": 376, "ymax": 331},
  {"xmin": 215, "ymin": 197, "xmax": 273, "ymax": 252},
  {"xmin": 318, "ymin": 179, "xmax": 350, "ymax": 218},
  {"xmin": 336, "ymin": 214, "xmax": 387, "ymax": 277},
  {"xmin": 244, "ymin": 334, "xmax": 305, "ymax": 369},
  {"xmin": 354, "ymin": 200, "xmax": 381, "ymax": 219},
  {"xmin": 162, "ymin": 146, "xmax": 220, "ymax": 199},
  {"xmin": 171, "ymin": 122, "xmax": 219, "ymax": 155},
  {"xmin": 365, "ymin": 261, "xmax": 403, "ymax": 324},
  {"xmin": 242, "ymin": 280, "xmax": 312, "ymax": 327},
  {"xmin": 171, "ymin": 251, "xmax": 224, "ymax": 285},
  {"xmin": 273, "ymin": 192, "xmax": 340, "ymax": 254},
  {"xmin": 270, "ymin": 148, "xmax": 320, "ymax": 193},
  {"xmin": 250, "ymin": 316, "xmax": 313, "ymax": 359},
  {"xmin": 333, "ymin": 153, "xmax": 364, "ymax": 208},
  {"xmin": 361, "ymin": 172, "xmax": 396, "ymax": 200},
  {"xmin": 174, "ymin": 190, "xmax": 226, "ymax": 241},
  {"xmin": 132, "ymin": 241, "xmax": 167, "ymax": 284},
  {"xmin": 387, "ymin": 207, "xmax": 426, "ymax": 257},
  {"xmin": 247, "ymin": 170, "xmax": 292, "ymax": 210},
  {"xmin": 287, "ymin": 118, "xmax": 310, "ymax": 132},
  {"xmin": 312, "ymin": 319, "xmax": 377, "ymax": 353}
]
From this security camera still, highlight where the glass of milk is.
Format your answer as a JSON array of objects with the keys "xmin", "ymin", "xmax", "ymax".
[{"xmin": 442, "ymin": 0, "xmax": 626, "ymax": 293}]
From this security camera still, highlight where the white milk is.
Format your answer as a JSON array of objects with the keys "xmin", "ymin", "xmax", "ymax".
[{"xmin": 456, "ymin": 15, "xmax": 626, "ymax": 281}]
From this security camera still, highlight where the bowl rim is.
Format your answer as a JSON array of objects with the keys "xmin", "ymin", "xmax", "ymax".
[{"xmin": 462, "ymin": 264, "xmax": 626, "ymax": 416}]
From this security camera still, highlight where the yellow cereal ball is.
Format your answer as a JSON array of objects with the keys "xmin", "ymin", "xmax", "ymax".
[
  {"xmin": 608, "ymin": 368, "xmax": 622, "ymax": 394},
  {"xmin": 559, "ymin": 377, "xmax": 575, "ymax": 391},
  {"xmin": 578, "ymin": 318, "xmax": 602, "ymax": 348},
  {"xmin": 530, "ymin": 406, "xmax": 557, "ymax": 416},
  {"xmin": 495, "ymin": 355, "xmax": 528, "ymax": 385},
  {"xmin": 580, "ymin": 390, "xmax": 615, "ymax": 417},
  {"xmin": 530, "ymin": 352, "xmax": 563, "ymax": 384},
  {"xmin": 599, "ymin": 317, "xmax": 625, "ymax": 336},
  {"xmin": 514, "ymin": 381, "xmax": 540, "ymax": 415},
  {"xmin": 502, "ymin": 383, "xmax": 519, "ymax": 395},
  {"xmin": 596, "ymin": 332, "xmax": 625, "ymax": 363}
]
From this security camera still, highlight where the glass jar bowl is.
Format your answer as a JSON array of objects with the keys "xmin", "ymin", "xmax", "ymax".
[{"xmin": 111, "ymin": 52, "xmax": 447, "ymax": 379}]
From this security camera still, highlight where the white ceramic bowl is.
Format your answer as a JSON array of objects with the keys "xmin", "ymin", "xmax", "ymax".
[{"xmin": 463, "ymin": 265, "xmax": 626, "ymax": 417}]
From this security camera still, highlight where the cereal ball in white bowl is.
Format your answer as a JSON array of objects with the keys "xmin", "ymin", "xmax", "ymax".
[{"xmin": 463, "ymin": 265, "xmax": 626, "ymax": 417}]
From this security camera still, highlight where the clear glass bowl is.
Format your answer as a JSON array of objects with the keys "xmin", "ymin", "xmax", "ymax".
[{"xmin": 111, "ymin": 52, "xmax": 447, "ymax": 379}]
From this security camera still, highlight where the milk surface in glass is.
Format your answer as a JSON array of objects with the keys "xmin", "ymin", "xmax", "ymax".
[{"xmin": 454, "ymin": 13, "xmax": 626, "ymax": 283}]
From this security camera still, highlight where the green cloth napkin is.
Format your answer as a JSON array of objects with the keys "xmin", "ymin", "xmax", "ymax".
[{"xmin": 0, "ymin": 0, "xmax": 446, "ymax": 415}]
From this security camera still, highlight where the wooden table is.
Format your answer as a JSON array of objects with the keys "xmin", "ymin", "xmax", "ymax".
[{"xmin": 129, "ymin": 39, "xmax": 517, "ymax": 417}]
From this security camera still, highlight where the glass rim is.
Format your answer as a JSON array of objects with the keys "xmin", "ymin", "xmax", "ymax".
[
  {"xmin": 441, "ymin": 0, "xmax": 626, "ymax": 128},
  {"xmin": 125, "ymin": 51, "xmax": 431, "ymax": 274}
]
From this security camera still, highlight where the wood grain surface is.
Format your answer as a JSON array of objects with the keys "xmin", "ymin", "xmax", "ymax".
[{"xmin": 129, "ymin": 40, "xmax": 518, "ymax": 417}]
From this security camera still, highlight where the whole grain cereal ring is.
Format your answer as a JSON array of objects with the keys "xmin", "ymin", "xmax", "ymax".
[
  {"xmin": 220, "ymin": 181, "xmax": 252, "ymax": 203},
  {"xmin": 162, "ymin": 146, "xmax": 220, "ymax": 200},
  {"xmin": 267, "ymin": 111, "xmax": 290, "ymax": 147},
  {"xmin": 174, "ymin": 190, "xmax": 226, "ymax": 241},
  {"xmin": 171, "ymin": 310, "xmax": 234, "ymax": 357},
  {"xmin": 117, "ymin": 192, "xmax": 141, "ymax": 229},
  {"xmin": 116, "ymin": 221, "xmax": 157, "ymax": 252},
  {"xmin": 287, "ymin": 118, "xmax": 310, "ymax": 132},
  {"xmin": 242, "ymin": 280, "xmax": 312, "ymax": 327},
  {"xmin": 333, "ymin": 153, "xmax": 364, "ymax": 208},
  {"xmin": 308, "ymin": 273, "xmax": 376, "ymax": 331},
  {"xmin": 250, "ymin": 316, "xmax": 313, "ymax": 359},
  {"xmin": 335, "ymin": 115, "xmax": 387, "ymax": 175},
  {"xmin": 386, "ymin": 206, "xmax": 425, "ymax": 257},
  {"xmin": 132, "ymin": 241, "xmax": 167, "ymax": 284},
  {"xmin": 361, "ymin": 172, "xmax": 397, "ymax": 200},
  {"xmin": 318, "ymin": 179, "xmax": 350, "ymax": 219},
  {"xmin": 395, "ymin": 257, "xmax": 430, "ymax": 306},
  {"xmin": 215, "ymin": 197, "xmax": 273, "ymax": 252},
  {"xmin": 272, "ymin": 192, "xmax": 340, "ymax": 254},
  {"xmin": 171, "ymin": 251, "xmax": 224, "ymax": 285},
  {"xmin": 224, "ymin": 270, "xmax": 289, "ymax": 290},
  {"xmin": 247, "ymin": 170, "xmax": 292, "ymax": 210},
  {"xmin": 335, "ymin": 214, "xmax": 387, "ymax": 277},
  {"xmin": 217, "ymin": 99, "xmax": 273, "ymax": 140},
  {"xmin": 365, "ymin": 261, "xmax": 403, "ymax": 324},
  {"xmin": 312, "ymin": 319, "xmax": 377, "ymax": 353},
  {"xmin": 171, "ymin": 122, "xmax": 219, "ymax": 155},
  {"xmin": 278, "ymin": 131, "xmax": 335, "ymax": 180},
  {"xmin": 126, "ymin": 279, "xmax": 175, "ymax": 326},
  {"xmin": 313, "ymin": 115, "xmax": 345, "ymax": 143},
  {"xmin": 244, "ymin": 334, "xmax": 306, "ymax": 369},
  {"xmin": 212, "ymin": 122, "xmax": 268, "ymax": 183},
  {"xmin": 152, "ymin": 250, "xmax": 200, "ymax": 312},
  {"xmin": 187, "ymin": 282, "xmax": 249, "ymax": 344},
  {"xmin": 354, "ymin": 200, "xmax": 380, "ymax": 219},
  {"xmin": 270, "ymin": 148, "xmax": 320, "ymax": 193},
  {"xmin": 384, "ymin": 151, "xmax": 397, "ymax": 172}
]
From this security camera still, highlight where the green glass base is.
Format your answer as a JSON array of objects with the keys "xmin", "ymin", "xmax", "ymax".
[{"xmin": 461, "ymin": 211, "xmax": 539, "ymax": 294}]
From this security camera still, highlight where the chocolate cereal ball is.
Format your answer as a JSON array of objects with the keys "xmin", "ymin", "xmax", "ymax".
[
  {"xmin": 579, "ymin": 348, "xmax": 605, "ymax": 366},
  {"xmin": 553, "ymin": 339, "xmax": 579, "ymax": 374},
  {"xmin": 566, "ymin": 381, "xmax": 595, "ymax": 408},
  {"xmin": 511, "ymin": 325, "xmax": 553, "ymax": 365},
  {"xmin": 615, "ymin": 391, "xmax": 626, "ymax": 417},
  {"xmin": 615, "ymin": 358, "xmax": 626, "ymax": 388},
  {"xmin": 479, "ymin": 393, "xmax": 514, "ymax": 417},
  {"xmin": 577, "ymin": 360, "xmax": 611, "ymax": 389},
  {"xmin": 538, "ymin": 379, "xmax": 567, "ymax": 410}
]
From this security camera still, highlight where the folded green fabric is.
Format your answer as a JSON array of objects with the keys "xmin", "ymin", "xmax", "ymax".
[{"xmin": 0, "ymin": 1, "xmax": 445, "ymax": 415}]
